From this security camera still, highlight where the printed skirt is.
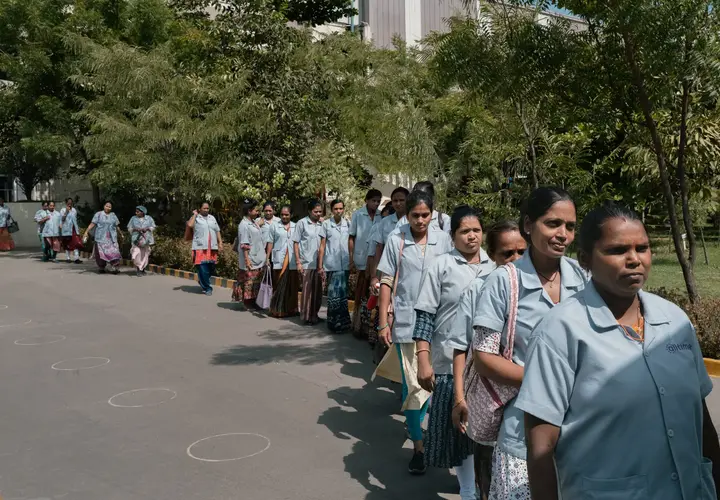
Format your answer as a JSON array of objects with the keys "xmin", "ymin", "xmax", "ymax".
[
  {"xmin": 424, "ymin": 374, "xmax": 475, "ymax": 469},
  {"xmin": 269, "ymin": 269, "xmax": 300, "ymax": 318},
  {"xmin": 233, "ymin": 267, "xmax": 264, "ymax": 304},
  {"xmin": 326, "ymin": 271, "xmax": 351, "ymax": 333},
  {"xmin": 0, "ymin": 227, "xmax": 15, "ymax": 251},
  {"xmin": 301, "ymin": 269, "xmax": 324, "ymax": 323}
]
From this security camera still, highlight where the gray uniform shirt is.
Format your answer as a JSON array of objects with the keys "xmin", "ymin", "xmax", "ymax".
[
  {"xmin": 320, "ymin": 218, "xmax": 350, "ymax": 272},
  {"xmin": 238, "ymin": 218, "xmax": 266, "ymax": 270},
  {"xmin": 292, "ymin": 217, "xmax": 323, "ymax": 270},
  {"xmin": 191, "ymin": 214, "xmax": 220, "ymax": 251},
  {"xmin": 377, "ymin": 225, "xmax": 453, "ymax": 344},
  {"xmin": 267, "ymin": 221, "xmax": 297, "ymax": 270},
  {"xmin": 516, "ymin": 283, "xmax": 715, "ymax": 500},
  {"xmin": 472, "ymin": 253, "xmax": 587, "ymax": 459},
  {"xmin": 414, "ymin": 248, "xmax": 496, "ymax": 374},
  {"xmin": 349, "ymin": 205, "xmax": 381, "ymax": 270}
]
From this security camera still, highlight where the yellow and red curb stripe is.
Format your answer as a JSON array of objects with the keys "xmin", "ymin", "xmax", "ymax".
[
  {"xmin": 704, "ymin": 358, "xmax": 720, "ymax": 378},
  {"xmin": 79, "ymin": 251, "xmax": 356, "ymax": 312}
]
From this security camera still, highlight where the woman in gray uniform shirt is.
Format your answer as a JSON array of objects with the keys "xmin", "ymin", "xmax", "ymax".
[
  {"xmin": 413, "ymin": 205, "xmax": 496, "ymax": 498},
  {"xmin": 519, "ymin": 204, "xmax": 720, "ymax": 500},
  {"xmin": 377, "ymin": 190, "xmax": 453, "ymax": 475}
]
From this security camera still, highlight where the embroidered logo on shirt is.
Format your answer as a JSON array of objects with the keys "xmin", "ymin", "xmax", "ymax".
[{"xmin": 666, "ymin": 343, "xmax": 692, "ymax": 353}]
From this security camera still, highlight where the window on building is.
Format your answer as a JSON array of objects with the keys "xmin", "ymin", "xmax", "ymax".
[{"xmin": 0, "ymin": 175, "xmax": 13, "ymax": 202}]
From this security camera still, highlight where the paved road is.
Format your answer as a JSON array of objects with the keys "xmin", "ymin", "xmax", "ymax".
[
  {"xmin": 2, "ymin": 252, "xmax": 720, "ymax": 500},
  {"xmin": 0, "ymin": 252, "xmax": 463, "ymax": 500}
]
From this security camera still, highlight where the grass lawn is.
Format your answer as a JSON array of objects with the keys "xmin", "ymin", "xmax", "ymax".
[{"xmin": 646, "ymin": 240, "xmax": 720, "ymax": 298}]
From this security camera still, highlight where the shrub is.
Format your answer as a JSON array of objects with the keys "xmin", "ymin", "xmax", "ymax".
[
  {"xmin": 649, "ymin": 287, "xmax": 720, "ymax": 359},
  {"xmin": 151, "ymin": 237, "xmax": 194, "ymax": 271}
]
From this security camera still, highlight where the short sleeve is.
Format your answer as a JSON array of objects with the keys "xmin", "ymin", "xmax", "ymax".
[
  {"xmin": 473, "ymin": 268, "xmax": 510, "ymax": 333},
  {"xmin": 112, "ymin": 214, "xmax": 120, "ymax": 226},
  {"xmin": 690, "ymin": 326, "xmax": 713, "ymax": 398},
  {"xmin": 319, "ymin": 221, "xmax": 328, "ymax": 240},
  {"xmin": 127, "ymin": 218, "xmax": 134, "ymax": 231},
  {"xmin": 377, "ymin": 233, "xmax": 399, "ymax": 277},
  {"xmin": 515, "ymin": 332, "xmax": 576, "ymax": 427},
  {"xmin": 349, "ymin": 212, "xmax": 358, "ymax": 236},
  {"xmin": 265, "ymin": 224, "xmax": 275, "ymax": 244},
  {"xmin": 211, "ymin": 217, "xmax": 220, "ymax": 232},
  {"xmin": 446, "ymin": 286, "xmax": 476, "ymax": 352},
  {"xmin": 148, "ymin": 216, "xmax": 156, "ymax": 229},
  {"xmin": 414, "ymin": 259, "xmax": 443, "ymax": 315},
  {"xmin": 239, "ymin": 222, "xmax": 250, "ymax": 245},
  {"xmin": 91, "ymin": 212, "xmax": 100, "ymax": 224},
  {"xmin": 291, "ymin": 220, "xmax": 304, "ymax": 243}
]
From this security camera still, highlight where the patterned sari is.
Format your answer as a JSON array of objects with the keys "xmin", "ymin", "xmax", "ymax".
[
  {"xmin": 269, "ymin": 252, "xmax": 300, "ymax": 318},
  {"xmin": 326, "ymin": 271, "xmax": 351, "ymax": 333}
]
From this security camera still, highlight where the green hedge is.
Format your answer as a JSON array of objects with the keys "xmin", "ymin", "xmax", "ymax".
[{"xmin": 648, "ymin": 287, "xmax": 720, "ymax": 359}]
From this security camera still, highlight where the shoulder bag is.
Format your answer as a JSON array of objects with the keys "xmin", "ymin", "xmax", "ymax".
[
  {"xmin": 7, "ymin": 218, "xmax": 19, "ymax": 234},
  {"xmin": 463, "ymin": 262, "xmax": 520, "ymax": 444}
]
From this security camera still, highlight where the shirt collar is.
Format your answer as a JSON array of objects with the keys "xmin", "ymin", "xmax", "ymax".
[
  {"xmin": 449, "ymin": 248, "xmax": 491, "ymax": 264},
  {"xmin": 399, "ymin": 224, "xmax": 440, "ymax": 246},
  {"xmin": 583, "ymin": 280, "xmax": 671, "ymax": 331},
  {"xmin": 515, "ymin": 251, "xmax": 584, "ymax": 290},
  {"xmin": 329, "ymin": 217, "xmax": 347, "ymax": 228}
]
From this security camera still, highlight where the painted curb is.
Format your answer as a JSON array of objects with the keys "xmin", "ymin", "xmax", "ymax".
[
  {"xmin": 79, "ymin": 251, "xmax": 356, "ymax": 312},
  {"xmin": 704, "ymin": 358, "xmax": 720, "ymax": 378}
]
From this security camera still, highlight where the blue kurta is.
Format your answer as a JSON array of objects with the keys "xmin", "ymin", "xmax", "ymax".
[
  {"xmin": 42, "ymin": 211, "xmax": 62, "ymax": 237},
  {"xmin": 127, "ymin": 215, "xmax": 156, "ymax": 246},
  {"xmin": 92, "ymin": 212, "xmax": 120, "ymax": 244},
  {"xmin": 60, "ymin": 207, "xmax": 80, "ymax": 236}
]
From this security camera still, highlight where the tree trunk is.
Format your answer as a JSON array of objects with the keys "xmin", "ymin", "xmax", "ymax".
[
  {"xmin": 91, "ymin": 182, "xmax": 101, "ymax": 211},
  {"xmin": 700, "ymin": 226, "xmax": 709, "ymax": 265},
  {"xmin": 514, "ymin": 100, "xmax": 539, "ymax": 188},
  {"xmin": 677, "ymin": 82, "xmax": 697, "ymax": 267},
  {"xmin": 622, "ymin": 31, "xmax": 700, "ymax": 303}
]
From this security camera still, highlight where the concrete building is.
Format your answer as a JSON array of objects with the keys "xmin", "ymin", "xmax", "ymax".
[{"xmin": 318, "ymin": 1, "xmax": 585, "ymax": 48}]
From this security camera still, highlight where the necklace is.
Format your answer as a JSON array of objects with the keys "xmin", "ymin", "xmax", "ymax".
[
  {"xmin": 536, "ymin": 269, "xmax": 559, "ymax": 288},
  {"xmin": 619, "ymin": 304, "xmax": 645, "ymax": 343}
]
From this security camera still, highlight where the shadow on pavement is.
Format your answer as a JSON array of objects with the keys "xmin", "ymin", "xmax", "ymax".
[
  {"xmin": 210, "ymin": 323, "xmax": 372, "ymax": 370},
  {"xmin": 318, "ymin": 386, "xmax": 457, "ymax": 499},
  {"xmin": 173, "ymin": 284, "xmax": 204, "ymax": 294}
]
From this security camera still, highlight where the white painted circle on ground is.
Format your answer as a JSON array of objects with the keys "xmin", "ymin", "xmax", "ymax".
[
  {"xmin": 0, "ymin": 319, "xmax": 32, "ymax": 329},
  {"xmin": 108, "ymin": 388, "xmax": 177, "ymax": 408},
  {"xmin": 51, "ymin": 357, "xmax": 110, "ymax": 371},
  {"xmin": 186, "ymin": 433, "xmax": 271, "ymax": 463},
  {"xmin": 15, "ymin": 334, "xmax": 66, "ymax": 346}
]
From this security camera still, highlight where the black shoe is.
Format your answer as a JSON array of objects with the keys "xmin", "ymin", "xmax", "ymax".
[
  {"xmin": 136, "ymin": 270, "xmax": 143, "ymax": 277},
  {"xmin": 65, "ymin": 259, "xmax": 71, "ymax": 264},
  {"xmin": 408, "ymin": 451, "xmax": 427, "ymax": 475},
  {"xmin": 74, "ymin": 259, "xmax": 82, "ymax": 264},
  {"xmin": 141, "ymin": 270, "xmax": 147, "ymax": 275},
  {"xmin": 98, "ymin": 269, "xmax": 106, "ymax": 274}
]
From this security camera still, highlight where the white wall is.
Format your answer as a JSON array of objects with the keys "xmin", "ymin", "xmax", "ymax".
[{"xmin": 5, "ymin": 202, "xmax": 44, "ymax": 249}]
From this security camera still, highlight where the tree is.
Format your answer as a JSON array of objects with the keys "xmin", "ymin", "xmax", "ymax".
[
  {"xmin": 554, "ymin": 0, "xmax": 720, "ymax": 303},
  {"xmin": 273, "ymin": 0, "xmax": 357, "ymax": 26}
]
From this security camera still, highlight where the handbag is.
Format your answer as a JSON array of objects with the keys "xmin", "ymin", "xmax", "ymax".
[
  {"xmin": 463, "ymin": 262, "xmax": 520, "ymax": 444},
  {"xmin": 7, "ymin": 219, "xmax": 19, "ymax": 234},
  {"xmin": 256, "ymin": 265, "xmax": 273, "ymax": 310}
]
